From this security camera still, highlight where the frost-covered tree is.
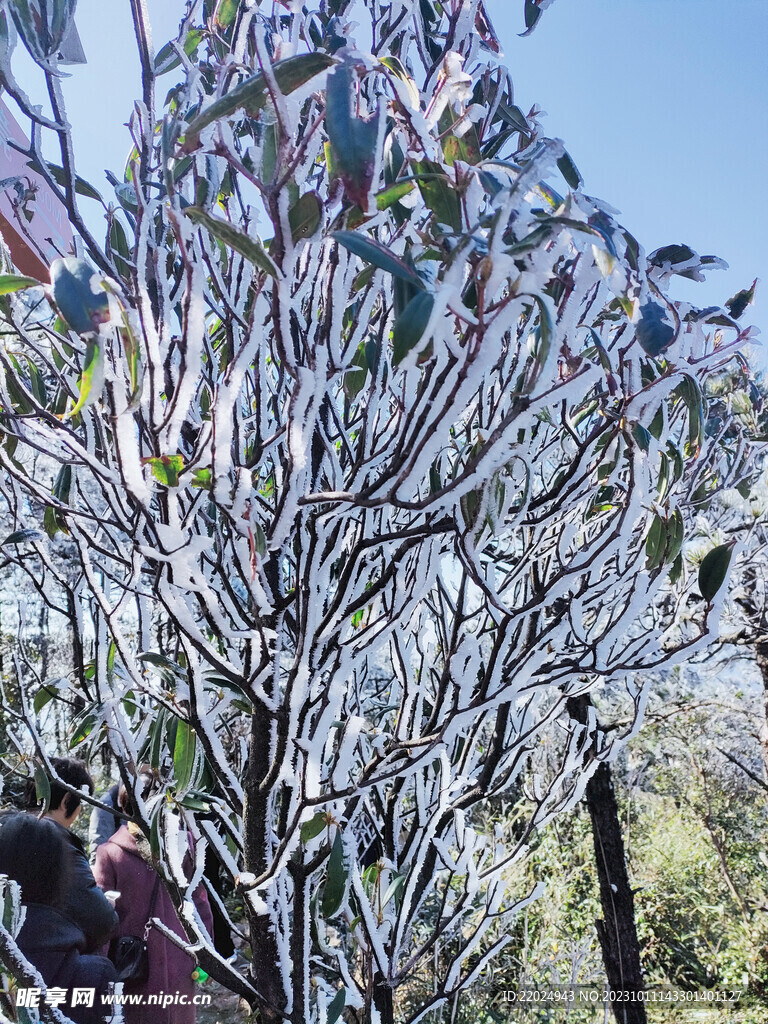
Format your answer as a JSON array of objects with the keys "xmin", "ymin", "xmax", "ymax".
[{"xmin": 0, "ymin": 1, "xmax": 759, "ymax": 1021}]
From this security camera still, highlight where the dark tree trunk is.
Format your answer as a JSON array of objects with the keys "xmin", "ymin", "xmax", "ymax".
[
  {"xmin": 569, "ymin": 696, "xmax": 647, "ymax": 1024},
  {"xmin": 754, "ymin": 641, "xmax": 768, "ymax": 781},
  {"xmin": 244, "ymin": 702, "xmax": 285, "ymax": 1021}
]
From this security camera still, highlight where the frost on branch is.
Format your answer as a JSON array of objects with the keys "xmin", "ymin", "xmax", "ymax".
[{"xmin": 0, "ymin": 0, "xmax": 759, "ymax": 1021}]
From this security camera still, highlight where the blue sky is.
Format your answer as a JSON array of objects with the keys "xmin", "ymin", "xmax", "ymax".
[
  {"xmin": 494, "ymin": 0, "xmax": 767, "ymax": 349},
  {"xmin": 17, "ymin": 0, "xmax": 767, "ymax": 348}
]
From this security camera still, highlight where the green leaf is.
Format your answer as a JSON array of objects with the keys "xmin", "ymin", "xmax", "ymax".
[
  {"xmin": 44, "ymin": 505, "xmax": 66, "ymax": 540},
  {"xmin": 412, "ymin": 160, "xmax": 462, "ymax": 232},
  {"xmin": 173, "ymin": 720, "xmax": 197, "ymax": 792},
  {"xmin": 70, "ymin": 712, "xmax": 97, "ymax": 748},
  {"xmin": 154, "ymin": 28, "xmax": 204, "ymax": 75},
  {"xmin": 185, "ymin": 205, "xmax": 278, "ymax": 276},
  {"xmin": 0, "ymin": 274, "xmax": 41, "ymax": 294},
  {"xmin": 521, "ymin": 0, "xmax": 544, "ymax": 35},
  {"xmin": 148, "ymin": 711, "xmax": 166, "ymax": 770},
  {"xmin": 698, "ymin": 542, "xmax": 735, "ymax": 603},
  {"xmin": 326, "ymin": 61, "xmax": 381, "ymax": 210},
  {"xmin": 344, "ymin": 341, "xmax": 368, "ymax": 400},
  {"xmin": 635, "ymin": 301, "xmax": 675, "ymax": 357},
  {"xmin": 185, "ymin": 207, "xmax": 279, "ymax": 277},
  {"xmin": 557, "ymin": 150, "xmax": 582, "ymax": 190},
  {"xmin": 143, "ymin": 454, "xmax": 184, "ymax": 487},
  {"xmin": 215, "ymin": 0, "xmax": 239, "ymax": 30},
  {"xmin": 381, "ymin": 873, "xmax": 405, "ymax": 907},
  {"xmin": 289, "ymin": 192, "xmax": 323, "ymax": 244},
  {"xmin": 183, "ymin": 53, "xmax": 335, "ymax": 150},
  {"xmin": 375, "ymin": 181, "xmax": 414, "ymax": 211},
  {"xmin": 379, "ymin": 55, "xmax": 420, "ymax": 107},
  {"xmin": 666, "ymin": 510, "xmax": 684, "ymax": 564},
  {"xmin": 65, "ymin": 339, "xmax": 103, "ymax": 419},
  {"xmin": 392, "ymin": 291, "xmax": 435, "ymax": 365},
  {"xmin": 2, "ymin": 528, "xmax": 43, "ymax": 546},
  {"xmin": 33, "ymin": 764, "xmax": 51, "ymax": 810},
  {"xmin": 631, "ymin": 423, "xmax": 651, "ymax": 453},
  {"xmin": 649, "ymin": 243, "xmax": 696, "ymax": 267},
  {"xmin": 139, "ymin": 651, "xmax": 185, "ymax": 678},
  {"xmin": 34, "ymin": 683, "xmax": 59, "ymax": 715},
  {"xmin": 322, "ymin": 829, "xmax": 347, "ymax": 918},
  {"xmin": 50, "ymin": 258, "xmax": 110, "ymax": 335},
  {"xmin": 669, "ymin": 552, "xmax": 683, "ymax": 585},
  {"xmin": 675, "ymin": 374, "xmax": 704, "ymax": 456},
  {"xmin": 327, "ymin": 988, "xmax": 346, "ymax": 1024},
  {"xmin": 53, "ymin": 463, "xmax": 72, "ymax": 503},
  {"xmin": 332, "ymin": 231, "xmax": 425, "ymax": 290},
  {"xmin": 191, "ymin": 467, "xmax": 213, "ymax": 490},
  {"xmin": 725, "ymin": 278, "xmax": 757, "ymax": 320},
  {"xmin": 10, "ymin": 0, "xmax": 77, "ymax": 63},
  {"xmin": 300, "ymin": 812, "xmax": 327, "ymax": 843},
  {"xmin": 505, "ymin": 223, "xmax": 552, "ymax": 256},
  {"xmin": 496, "ymin": 101, "xmax": 530, "ymax": 134},
  {"xmin": 27, "ymin": 160, "xmax": 103, "ymax": 202},
  {"xmin": 645, "ymin": 513, "xmax": 666, "ymax": 571}
]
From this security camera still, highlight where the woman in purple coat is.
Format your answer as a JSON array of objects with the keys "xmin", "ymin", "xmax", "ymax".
[{"xmin": 93, "ymin": 780, "xmax": 214, "ymax": 1024}]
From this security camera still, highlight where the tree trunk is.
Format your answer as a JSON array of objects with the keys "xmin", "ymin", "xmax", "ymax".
[
  {"xmin": 569, "ymin": 696, "xmax": 646, "ymax": 1024},
  {"xmin": 754, "ymin": 641, "xmax": 768, "ymax": 781},
  {"xmin": 243, "ymin": 703, "xmax": 285, "ymax": 1021}
]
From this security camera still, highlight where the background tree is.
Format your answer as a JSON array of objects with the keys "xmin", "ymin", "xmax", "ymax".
[{"xmin": 0, "ymin": 1, "xmax": 758, "ymax": 1022}]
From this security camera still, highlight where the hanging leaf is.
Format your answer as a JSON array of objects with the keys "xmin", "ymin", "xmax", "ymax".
[
  {"xmin": 412, "ymin": 160, "xmax": 462, "ymax": 232},
  {"xmin": 215, "ymin": 0, "xmax": 239, "ymax": 30},
  {"xmin": 392, "ymin": 292, "xmax": 435, "ymax": 365},
  {"xmin": 185, "ymin": 207, "xmax": 279, "ymax": 277},
  {"xmin": 300, "ymin": 812, "xmax": 327, "ymax": 843},
  {"xmin": 520, "ymin": 0, "xmax": 544, "ymax": 36},
  {"xmin": 289, "ymin": 192, "xmax": 323, "ymax": 243},
  {"xmin": 10, "ymin": 0, "xmax": 77, "ymax": 63},
  {"xmin": 635, "ymin": 301, "xmax": 675, "ymax": 357},
  {"xmin": 34, "ymin": 683, "xmax": 60, "ymax": 715},
  {"xmin": 65, "ymin": 339, "xmax": 103, "ymax": 419},
  {"xmin": 0, "ymin": 274, "xmax": 41, "ymax": 294},
  {"xmin": 70, "ymin": 712, "xmax": 98, "ymax": 748},
  {"xmin": 557, "ymin": 150, "xmax": 582, "ymax": 190},
  {"xmin": 645, "ymin": 514, "xmax": 666, "ymax": 571},
  {"xmin": 321, "ymin": 829, "xmax": 347, "ymax": 918},
  {"xmin": 381, "ymin": 872, "xmax": 406, "ymax": 908},
  {"xmin": 698, "ymin": 542, "xmax": 735, "ymax": 603},
  {"xmin": 33, "ymin": 764, "xmax": 51, "ymax": 810},
  {"xmin": 327, "ymin": 988, "xmax": 346, "ymax": 1024},
  {"xmin": 326, "ymin": 62, "xmax": 382, "ymax": 210},
  {"xmin": 332, "ymin": 231, "xmax": 425, "ymax": 289},
  {"xmin": 50, "ymin": 258, "xmax": 110, "ymax": 335},
  {"xmin": 173, "ymin": 720, "xmax": 197, "ymax": 792},
  {"xmin": 183, "ymin": 52, "xmax": 336, "ymax": 151},
  {"xmin": 674, "ymin": 375, "xmax": 704, "ymax": 457},
  {"xmin": 344, "ymin": 342, "xmax": 368, "ymax": 400},
  {"xmin": 666, "ymin": 510, "xmax": 684, "ymax": 564}
]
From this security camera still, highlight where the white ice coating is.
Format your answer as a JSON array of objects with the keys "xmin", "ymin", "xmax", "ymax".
[{"xmin": 0, "ymin": 1, "xmax": 758, "ymax": 1019}]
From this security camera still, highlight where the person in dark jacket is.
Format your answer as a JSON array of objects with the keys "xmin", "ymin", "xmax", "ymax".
[
  {"xmin": 0, "ymin": 813, "xmax": 116, "ymax": 1024},
  {"xmin": 26, "ymin": 757, "xmax": 119, "ymax": 952},
  {"xmin": 93, "ymin": 777, "xmax": 214, "ymax": 1024}
]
